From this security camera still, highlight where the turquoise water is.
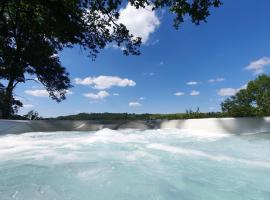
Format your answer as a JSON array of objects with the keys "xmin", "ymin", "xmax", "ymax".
[{"xmin": 0, "ymin": 129, "xmax": 270, "ymax": 200}]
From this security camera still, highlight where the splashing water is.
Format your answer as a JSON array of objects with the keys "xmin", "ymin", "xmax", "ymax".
[{"xmin": 0, "ymin": 129, "xmax": 270, "ymax": 200}]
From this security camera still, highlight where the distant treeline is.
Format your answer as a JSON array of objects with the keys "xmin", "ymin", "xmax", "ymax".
[{"xmin": 55, "ymin": 111, "xmax": 227, "ymax": 121}]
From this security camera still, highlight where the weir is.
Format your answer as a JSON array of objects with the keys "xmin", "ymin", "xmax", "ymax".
[{"xmin": 1, "ymin": 117, "xmax": 270, "ymax": 135}]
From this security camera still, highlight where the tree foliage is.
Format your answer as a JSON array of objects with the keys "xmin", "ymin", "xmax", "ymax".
[
  {"xmin": 24, "ymin": 110, "xmax": 41, "ymax": 120},
  {"xmin": 55, "ymin": 110, "xmax": 225, "ymax": 120},
  {"xmin": 0, "ymin": 82, "xmax": 22, "ymax": 117},
  {"xmin": 221, "ymin": 74, "xmax": 270, "ymax": 117},
  {"xmin": 0, "ymin": 0, "xmax": 222, "ymax": 118}
]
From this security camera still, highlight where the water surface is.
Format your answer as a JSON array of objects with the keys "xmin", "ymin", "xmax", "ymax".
[{"xmin": 0, "ymin": 129, "xmax": 270, "ymax": 200}]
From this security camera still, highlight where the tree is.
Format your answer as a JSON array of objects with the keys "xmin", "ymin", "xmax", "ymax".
[
  {"xmin": 0, "ymin": 83, "xmax": 4, "ymax": 118},
  {"xmin": 248, "ymin": 74, "xmax": 270, "ymax": 115},
  {"xmin": 0, "ymin": 82, "xmax": 22, "ymax": 118},
  {"xmin": 24, "ymin": 110, "xmax": 41, "ymax": 120},
  {"xmin": 0, "ymin": 0, "xmax": 222, "ymax": 119},
  {"xmin": 221, "ymin": 74, "xmax": 270, "ymax": 117}
]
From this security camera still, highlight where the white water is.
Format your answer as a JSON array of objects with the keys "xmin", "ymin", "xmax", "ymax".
[{"xmin": 0, "ymin": 129, "xmax": 270, "ymax": 199}]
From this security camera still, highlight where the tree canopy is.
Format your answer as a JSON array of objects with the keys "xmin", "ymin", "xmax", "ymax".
[
  {"xmin": 24, "ymin": 110, "xmax": 41, "ymax": 120},
  {"xmin": 0, "ymin": 0, "xmax": 222, "ymax": 118},
  {"xmin": 221, "ymin": 74, "xmax": 270, "ymax": 117},
  {"xmin": 0, "ymin": 82, "xmax": 22, "ymax": 117}
]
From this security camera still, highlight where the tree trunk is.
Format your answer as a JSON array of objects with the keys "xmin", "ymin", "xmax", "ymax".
[{"xmin": 2, "ymin": 79, "xmax": 14, "ymax": 119}]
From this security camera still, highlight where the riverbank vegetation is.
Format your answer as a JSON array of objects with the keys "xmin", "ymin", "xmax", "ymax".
[
  {"xmin": 55, "ymin": 110, "xmax": 226, "ymax": 120},
  {"xmin": 221, "ymin": 75, "xmax": 270, "ymax": 117}
]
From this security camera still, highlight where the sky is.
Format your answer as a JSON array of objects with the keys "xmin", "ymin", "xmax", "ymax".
[{"xmin": 14, "ymin": 0, "xmax": 270, "ymax": 117}]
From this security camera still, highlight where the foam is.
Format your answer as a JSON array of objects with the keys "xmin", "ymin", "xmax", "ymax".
[
  {"xmin": 147, "ymin": 143, "xmax": 270, "ymax": 169},
  {"xmin": 0, "ymin": 129, "xmax": 270, "ymax": 199},
  {"xmin": 0, "ymin": 129, "xmax": 269, "ymax": 168}
]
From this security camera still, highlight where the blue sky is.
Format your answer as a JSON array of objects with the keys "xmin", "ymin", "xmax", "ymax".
[{"xmin": 15, "ymin": 0, "xmax": 270, "ymax": 117}]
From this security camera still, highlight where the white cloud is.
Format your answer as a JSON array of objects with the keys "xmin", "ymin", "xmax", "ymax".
[
  {"xmin": 186, "ymin": 81, "xmax": 198, "ymax": 85},
  {"xmin": 217, "ymin": 88, "xmax": 237, "ymax": 97},
  {"xmin": 74, "ymin": 77, "xmax": 92, "ymax": 85},
  {"xmin": 209, "ymin": 77, "xmax": 225, "ymax": 83},
  {"xmin": 174, "ymin": 92, "xmax": 185, "ymax": 96},
  {"xmin": 111, "ymin": 44, "xmax": 126, "ymax": 51},
  {"xmin": 139, "ymin": 97, "xmax": 145, "ymax": 100},
  {"xmin": 245, "ymin": 57, "xmax": 270, "ymax": 74},
  {"xmin": 50, "ymin": 53, "xmax": 58, "ymax": 58},
  {"xmin": 25, "ymin": 89, "xmax": 49, "ymax": 97},
  {"xmin": 128, "ymin": 101, "xmax": 142, "ymax": 107},
  {"xmin": 24, "ymin": 89, "xmax": 72, "ymax": 97},
  {"xmin": 113, "ymin": 93, "xmax": 119, "ymax": 96},
  {"xmin": 217, "ymin": 84, "xmax": 247, "ymax": 97},
  {"xmin": 84, "ymin": 91, "xmax": 110, "ymax": 100},
  {"xmin": 239, "ymin": 84, "xmax": 247, "ymax": 90},
  {"xmin": 66, "ymin": 90, "xmax": 73, "ymax": 95},
  {"xmin": 190, "ymin": 90, "xmax": 200, "ymax": 96},
  {"xmin": 118, "ymin": 3, "xmax": 160, "ymax": 44},
  {"xmin": 74, "ymin": 76, "xmax": 136, "ymax": 90},
  {"xmin": 23, "ymin": 104, "xmax": 34, "ymax": 108},
  {"xmin": 14, "ymin": 96, "xmax": 25, "ymax": 101}
]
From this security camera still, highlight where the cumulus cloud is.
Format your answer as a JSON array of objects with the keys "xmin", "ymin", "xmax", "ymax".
[
  {"xmin": 190, "ymin": 90, "xmax": 200, "ymax": 96},
  {"xmin": 208, "ymin": 77, "xmax": 225, "ymax": 83},
  {"xmin": 217, "ymin": 84, "xmax": 247, "ymax": 97},
  {"xmin": 24, "ymin": 89, "xmax": 72, "ymax": 97},
  {"xmin": 111, "ymin": 44, "xmax": 126, "ymax": 51},
  {"xmin": 24, "ymin": 89, "xmax": 49, "ymax": 97},
  {"xmin": 174, "ymin": 92, "xmax": 185, "ymax": 96},
  {"xmin": 186, "ymin": 81, "xmax": 198, "ymax": 85},
  {"xmin": 217, "ymin": 88, "xmax": 237, "ymax": 97},
  {"xmin": 65, "ymin": 90, "xmax": 73, "ymax": 95},
  {"xmin": 74, "ymin": 76, "xmax": 136, "ymax": 90},
  {"xmin": 14, "ymin": 96, "xmax": 24, "ymax": 101},
  {"xmin": 74, "ymin": 77, "xmax": 92, "ymax": 85},
  {"xmin": 84, "ymin": 91, "xmax": 110, "ymax": 100},
  {"xmin": 118, "ymin": 3, "xmax": 160, "ymax": 43},
  {"xmin": 128, "ymin": 102, "xmax": 142, "ymax": 107},
  {"xmin": 23, "ymin": 104, "xmax": 34, "ymax": 108},
  {"xmin": 245, "ymin": 57, "xmax": 270, "ymax": 74}
]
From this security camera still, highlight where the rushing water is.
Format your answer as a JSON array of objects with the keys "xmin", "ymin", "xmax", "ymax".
[{"xmin": 0, "ymin": 129, "xmax": 270, "ymax": 200}]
